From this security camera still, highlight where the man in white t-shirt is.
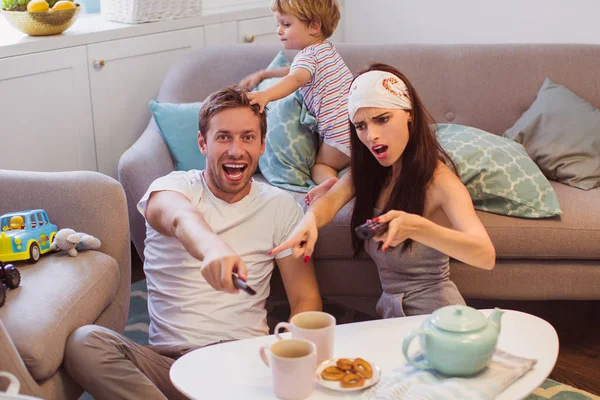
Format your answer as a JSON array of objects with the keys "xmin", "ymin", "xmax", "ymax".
[{"xmin": 63, "ymin": 87, "xmax": 322, "ymax": 400}]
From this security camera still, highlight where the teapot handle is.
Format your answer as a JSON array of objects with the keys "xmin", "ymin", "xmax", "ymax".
[{"xmin": 402, "ymin": 329, "xmax": 431, "ymax": 370}]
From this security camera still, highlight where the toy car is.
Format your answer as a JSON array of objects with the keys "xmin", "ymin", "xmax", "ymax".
[
  {"xmin": 0, "ymin": 209, "xmax": 58, "ymax": 263},
  {"xmin": 0, "ymin": 262, "xmax": 21, "ymax": 307}
]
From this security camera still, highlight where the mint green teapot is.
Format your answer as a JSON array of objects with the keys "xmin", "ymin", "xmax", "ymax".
[{"xmin": 402, "ymin": 305, "xmax": 504, "ymax": 376}]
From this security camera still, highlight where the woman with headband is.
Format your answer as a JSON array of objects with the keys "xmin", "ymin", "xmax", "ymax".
[{"xmin": 271, "ymin": 63, "xmax": 496, "ymax": 317}]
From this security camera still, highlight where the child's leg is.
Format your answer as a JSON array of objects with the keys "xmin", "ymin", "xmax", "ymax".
[{"xmin": 306, "ymin": 142, "xmax": 350, "ymax": 205}]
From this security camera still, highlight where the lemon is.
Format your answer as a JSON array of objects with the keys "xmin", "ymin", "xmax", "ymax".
[
  {"xmin": 51, "ymin": 0, "xmax": 75, "ymax": 10},
  {"xmin": 27, "ymin": 0, "xmax": 50, "ymax": 12}
]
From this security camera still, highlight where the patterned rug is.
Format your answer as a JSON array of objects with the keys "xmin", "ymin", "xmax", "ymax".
[{"xmin": 125, "ymin": 280, "xmax": 599, "ymax": 400}]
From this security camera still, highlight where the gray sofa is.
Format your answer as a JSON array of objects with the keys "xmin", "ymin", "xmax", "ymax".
[
  {"xmin": 0, "ymin": 170, "xmax": 131, "ymax": 400},
  {"xmin": 119, "ymin": 44, "xmax": 600, "ymax": 306}
]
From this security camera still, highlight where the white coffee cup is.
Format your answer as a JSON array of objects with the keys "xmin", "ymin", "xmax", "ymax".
[
  {"xmin": 275, "ymin": 311, "xmax": 336, "ymax": 363},
  {"xmin": 259, "ymin": 338, "xmax": 317, "ymax": 400},
  {"xmin": 0, "ymin": 372, "xmax": 43, "ymax": 400}
]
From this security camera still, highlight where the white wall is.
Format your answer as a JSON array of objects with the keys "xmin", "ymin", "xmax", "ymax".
[{"xmin": 344, "ymin": 0, "xmax": 600, "ymax": 44}]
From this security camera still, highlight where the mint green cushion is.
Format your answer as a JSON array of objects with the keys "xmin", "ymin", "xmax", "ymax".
[
  {"xmin": 436, "ymin": 124, "xmax": 562, "ymax": 218},
  {"xmin": 149, "ymin": 100, "xmax": 204, "ymax": 171},
  {"xmin": 257, "ymin": 51, "xmax": 320, "ymax": 192}
]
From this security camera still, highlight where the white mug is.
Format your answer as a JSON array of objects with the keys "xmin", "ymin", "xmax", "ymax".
[
  {"xmin": 0, "ymin": 372, "xmax": 43, "ymax": 400},
  {"xmin": 275, "ymin": 311, "xmax": 336, "ymax": 363},
  {"xmin": 259, "ymin": 339, "xmax": 317, "ymax": 400}
]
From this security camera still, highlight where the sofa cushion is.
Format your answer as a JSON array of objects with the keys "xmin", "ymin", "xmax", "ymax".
[
  {"xmin": 149, "ymin": 100, "xmax": 204, "ymax": 171},
  {"xmin": 503, "ymin": 78, "xmax": 600, "ymax": 190},
  {"xmin": 477, "ymin": 181, "xmax": 600, "ymax": 259},
  {"xmin": 256, "ymin": 51, "xmax": 320, "ymax": 193},
  {"xmin": 437, "ymin": 124, "xmax": 562, "ymax": 218},
  {"xmin": 0, "ymin": 251, "xmax": 119, "ymax": 380},
  {"xmin": 276, "ymin": 177, "xmax": 600, "ymax": 260},
  {"xmin": 253, "ymin": 174, "xmax": 359, "ymax": 259}
]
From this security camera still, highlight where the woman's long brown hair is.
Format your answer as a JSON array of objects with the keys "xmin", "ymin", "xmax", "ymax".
[{"xmin": 350, "ymin": 63, "xmax": 457, "ymax": 255}]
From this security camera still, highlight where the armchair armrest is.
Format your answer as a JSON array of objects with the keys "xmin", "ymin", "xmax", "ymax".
[
  {"xmin": 118, "ymin": 118, "xmax": 175, "ymax": 260},
  {"xmin": 0, "ymin": 320, "xmax": 44, "ymax": 398},
  {"xmin": 0, "ymin": 169, "xmax": 130, "ymax": 324}
]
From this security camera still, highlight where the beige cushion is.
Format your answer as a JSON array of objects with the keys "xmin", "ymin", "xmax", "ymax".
[
  {"xmin": 314, "ymin": 200, "xmax": 365, "ymax": 259},
  {"xmin": 476, "ymin": 182, "xmax": 600, "ymax": 258},
  {"xmin": 0, "ymin": 251, "xmax": 119, "ymax": 380},
  {"xmin": 503, "ymin": 78, "xmax": 600, "ymax": 190},
  {"xmin": 275, "ymin": 185, "xmax": 367, "ymax": 260},
  {"xmin": 284, "ymin": 180, "xmax": 600, "ymax": 260}
]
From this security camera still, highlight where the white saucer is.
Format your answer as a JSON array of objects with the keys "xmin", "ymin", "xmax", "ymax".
[{"xmin": 315, "ymin": 358, "xmax": 381, "ymax": 392}]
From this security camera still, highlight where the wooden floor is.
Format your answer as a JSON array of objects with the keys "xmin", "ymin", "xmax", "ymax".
[{"xmin": 130, "ymin": 247, "xmax": 600, "ymax": 396}]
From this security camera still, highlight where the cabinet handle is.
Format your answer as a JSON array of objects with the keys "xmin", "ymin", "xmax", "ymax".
[
  {"xmin": 93, "ymin": 60, "xmax": 106, "ymax": 68},
  {"xmin": 243, "ymin": 35, "xmax": 255, "ymax": 43}
]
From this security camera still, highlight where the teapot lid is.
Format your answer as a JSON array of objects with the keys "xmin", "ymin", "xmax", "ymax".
[{"xmin": 430, "ymin": 305, "xmax": 486, "ymax": 332}]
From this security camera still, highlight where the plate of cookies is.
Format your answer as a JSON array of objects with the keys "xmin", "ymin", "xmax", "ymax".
[{"xmin": 315, "ymin": 357, "xmax": 381, "ymax": 392}]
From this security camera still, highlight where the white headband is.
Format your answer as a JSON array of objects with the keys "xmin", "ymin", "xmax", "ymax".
[{"xmin": 347, "ymin": 70, "xmax": 412, "ymax": 121}]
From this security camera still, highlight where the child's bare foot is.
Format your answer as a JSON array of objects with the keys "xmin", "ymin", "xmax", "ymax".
[{"xmin": 305, "ymin": 177, "xmax": 338, "ymax": 206}]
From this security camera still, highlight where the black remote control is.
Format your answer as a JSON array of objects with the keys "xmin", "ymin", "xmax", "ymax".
[
  {"xmin": 232, "ymin": 274, "xmax": 256, "ymax": 295},
  {"xmin": 355, "ymin": 220, "xmax": 389, "ymax": 240}
]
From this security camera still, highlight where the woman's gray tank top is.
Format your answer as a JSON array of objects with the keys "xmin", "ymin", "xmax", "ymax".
[{"xmin": 364, "ymin": 210, "xmax": 465, "ymax": 317}]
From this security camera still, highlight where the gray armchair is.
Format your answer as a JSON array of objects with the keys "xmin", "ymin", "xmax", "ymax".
[{"xmin": 0, "ymin": 169, "xmax": 131, "ymax": 400}]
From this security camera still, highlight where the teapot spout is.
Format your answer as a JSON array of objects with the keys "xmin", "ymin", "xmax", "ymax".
[{"xmin": 489, "ymin": 308, "xmax": 504, "ymax": 331}]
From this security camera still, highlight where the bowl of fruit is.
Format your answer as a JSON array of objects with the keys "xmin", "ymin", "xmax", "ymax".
[{"xmin": 1, "ymin": 0, "xmax": 80, "ymax": 36}]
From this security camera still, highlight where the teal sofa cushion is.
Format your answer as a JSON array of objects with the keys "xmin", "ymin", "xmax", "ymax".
[
  {"xmin": 437, "ymin": 123, "xmax": 562, "ymax": 218},
  {"xmin": 149, "ymin": 100, "xmax": 204, "ymax": 171},
  {"xmin": 257, "ymin": 51, "xmax": 320, "ymax": 193}
]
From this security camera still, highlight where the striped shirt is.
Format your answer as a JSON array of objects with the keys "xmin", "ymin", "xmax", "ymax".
[{"xmin": 290, "ymin": 41, "xmax": 353, "ymax": 156}]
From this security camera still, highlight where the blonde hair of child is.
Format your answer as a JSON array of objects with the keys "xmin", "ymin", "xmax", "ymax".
[{"xmin": 270, "ymin": 0, "xmax": 341, "ymax": 39}]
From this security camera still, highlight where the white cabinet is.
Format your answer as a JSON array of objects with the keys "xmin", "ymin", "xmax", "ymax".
[
  {"xmin": 238, "ymin": 16, "xmax": 279, "ymax": 44},
  {"xmin": 0, "ymin": 46, "xmax": 96, "ymax": 172},
  {"xmin": 206, "ymin": 17, "xmax": 280, "ymax": 46},
  {"xmin": 87, "ymin": 27, "xmax": 205, "ymax": 178},
  {"xmin": 0, "ymin": 5, "xmax": 345, "ymax": 177},
  {"xmin": 236, "ymin": 5, "xmax": 345, "ymax": 45},
  {"xmin": 205, "ymin": 22, "xmax": 238, "ymax": 46}
]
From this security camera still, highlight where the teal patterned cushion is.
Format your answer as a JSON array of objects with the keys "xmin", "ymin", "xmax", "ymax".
[
  {"xmin": 436, "ymin": 124, "xmax": 562, "ymax": 218},
  {"xmin": 257, "ymin": 51, "xmax": 319, "ymax": 192}
]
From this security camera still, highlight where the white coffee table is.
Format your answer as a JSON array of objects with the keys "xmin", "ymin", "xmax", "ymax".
[{"xmin": 170, "ymin": 309, "xmax": 558, "ymax": 399}]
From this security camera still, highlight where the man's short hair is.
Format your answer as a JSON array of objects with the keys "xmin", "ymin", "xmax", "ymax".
[
  {"xmin": 270, "ymin": 0, "xmax": 341, "ymax": 39},
  {"xmin": 198, "ymin": 86, "xmax": 267, "ymax": 141}
]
